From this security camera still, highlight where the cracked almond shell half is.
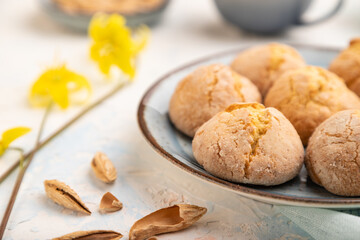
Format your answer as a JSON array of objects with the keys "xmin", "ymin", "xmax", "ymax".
[
  {"xmin": 91, "ymin": 151, "xmax": 117, "ymax": 183},
  {"xmin": 53, "ymin": 230, "xmax": 122, "ymax": 240},
  {"xmin": 44, "ymin": 179, "xmax": 91, "ymax": 214},
  {"xmin": 129, "ymin": 204, "xmax": 207, "ymax": 240},
  {"xmin": 100, "ymin": 192, "xmax": 123, "ymax": 212}
]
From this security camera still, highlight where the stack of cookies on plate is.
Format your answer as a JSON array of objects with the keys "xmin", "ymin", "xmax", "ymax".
[{"xmin": 169, "ymin": 39, "xmax": 360, "ymax": 197}]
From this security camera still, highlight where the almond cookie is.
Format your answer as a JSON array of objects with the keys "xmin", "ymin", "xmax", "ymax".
[
  {"xmin": 192, "ymin": 103, "xmax": 304, "ymax": 186},
  {"xmin": 329, "ymin": 38, "xmax": 360, "ymax": 96},
  {"xmin": 231, "ymin": 43, "xmax": 305, "ymax": 96},
  {"xmin": 169, "ymin": 64, "xmax": 261, "ymax": 137},
  {"xmin": 265, "ymin": 66, "xmax": 360, "ymax": 145},
  {"xmin": 305, "ymin": 110, "xmax": 360, "ymax": 196}
]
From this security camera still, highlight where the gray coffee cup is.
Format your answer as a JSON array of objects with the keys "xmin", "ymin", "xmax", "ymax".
[{"xmin": 214, "ymin": 0, "xmax": 344, "ymax": 34}]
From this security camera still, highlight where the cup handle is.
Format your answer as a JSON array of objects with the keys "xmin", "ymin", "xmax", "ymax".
[{"xmin": 296, "ymin": 0, "xmax": 344, "ymax": 25}]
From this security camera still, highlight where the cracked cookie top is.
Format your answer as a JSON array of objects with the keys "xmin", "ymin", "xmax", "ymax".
[
  {"xmin": 230, "ymin": 43, "xmax": 305, "ymax": 97},
  {"xmin": 265, "ymin": 66, "xmax": 360, "ymax": 145},
  {"xmin": 305, "ymin": 109, "xmax": 360, "ymax": 196},
  {"xmin": 192, "ymin": 102, "xmax": 304, "ymax": 186},
  {"xmin": 169, "ymin": 64, "xmax": 261, "ymax": 137}
]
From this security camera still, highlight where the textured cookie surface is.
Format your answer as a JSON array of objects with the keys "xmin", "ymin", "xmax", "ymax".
[
  {"xmin": 192, "ymin": 103, "xmax": 304, "ymax": 186},
  {"xmin": 265, "ymin": 66, "xmax": 360, "ymax": 145},
  {"xmin": 306, "ymin": 110, "xmax": 360, "ymax": 196},
  {"xmin": 231, "ymin": 43, "xmax": 305, "ymax": 96},
  {"xmin": 329, "ymin": 38, "xmax": 360, "ymax": 96},
  {"xmin": 169, "ymin": 64, "xmax": 261, "ymax": 137}
]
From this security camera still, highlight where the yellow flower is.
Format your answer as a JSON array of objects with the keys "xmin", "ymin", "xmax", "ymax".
[
  {"xmin": 89, "ymin": 14, "xmax": 149, "ymax": 79},
  {"xmin": 29, "ymin": 65, "xmax": 92, "ymax": 109},
  {"xmin": 0, "ymin": 127, "xmax": 31, "ymax": 156}
]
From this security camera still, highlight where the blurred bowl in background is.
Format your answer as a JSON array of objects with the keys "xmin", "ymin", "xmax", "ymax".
[
  {"xmin": 213, "ymin": 0, "xmax": 344, "ymax": 34},
  {"xmin": 40, "ymin": 0, "xmax": 170, "ymax": 32}
]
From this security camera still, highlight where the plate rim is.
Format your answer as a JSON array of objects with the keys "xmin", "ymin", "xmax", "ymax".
[{"xmin": 137, "ymin": 43, "xmax": 360, "ymax": 208}]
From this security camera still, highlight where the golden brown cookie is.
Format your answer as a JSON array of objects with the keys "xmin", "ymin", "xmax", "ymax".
[
  {"xmin": 329, "ymin": 38, "xmax": 360, "ymax": 96},
  {"xmin": 265, "ymin": 66, "xmax": 360, "ymax": 145},
  {"xmin": 231, "ymin": 43, "xmax": 306, "ymax": 96},
  {"xmin": 192, "ymin": 103, "xmax": 304, "ymax": 186},
  {"xmin": 169, "ymin": 64, "xmax": 261, "ymax": 137},
  {"xmin": 305, "ymin": 109, "xmax": 360, "ymax": 196}
]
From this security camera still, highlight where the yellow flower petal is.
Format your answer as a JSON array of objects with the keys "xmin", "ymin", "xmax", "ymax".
[
  {"xmin": 30, "ymin": 74, "xmax": 53, "ymax": 107},
  {"xmin": 99, "ymin": 57, "xmax": 112, "ymax": 75},
  {"xmin": 29, "ymin": 65, "xmax": 91, "ymax": 109},
  {"xmin": 49, "ymin": 83, "xmax": 69, "ymax": 109},
  {"xmin": 113, "ymin": 50, "xmax": 135, "ymax": 78},
  {"xmin": 0, "ymin": 144, "xmax": 5, "ymax": 156},
  {"xmin": 89, "ymin": 13, "xmax": 149, "ymax": 79},
  {"xmin": 0, "ymin": 127, "xmax": 31, "ymax": 156},
  {"xmin": 90, "ymin": 14, "xmax": 125, "ymax": 42}
]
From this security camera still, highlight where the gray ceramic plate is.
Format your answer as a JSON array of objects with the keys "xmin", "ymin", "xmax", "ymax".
[{"xmin": 138, "ymin": 44, "xmax": 360, "ymax": 208}]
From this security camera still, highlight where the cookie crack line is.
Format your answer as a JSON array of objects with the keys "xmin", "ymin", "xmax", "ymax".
[
  {"xmin": 348, "ymin": 113, "xmax": 360, "ymax": 169},
  {"xmin": 267, "ymin": 45, "xmax": 286, "ymax": 73},
  {"xmin": 232, "ymin": 73, "xmax": 245, "ymax": 102},
  {"xmin": 206, "ymin": 67, "xmax": 222, "ymax": 108},
  {"xmin": 215, "ymin": 132, "xmax": 235, "ymax": 179},
  {"xmin": 276, "ymin": 71, "xmax": 341, "ymax": 113},
  {"xmin": 223, "ymin": 103, "xmax": 272, "ymax": 179},
  {"xmin": 213, "ymin": 128, "xmax": 226, "ymax": 173},
  {"xmin": 206, "ymin": 75, "xmax": 218, "ymax": 108},
  {"xmin": 206, "ymin": 66, "xmax": 245, "ymax": 109},
  {"xmin": 244, "ymin": 109, "xmax": 271, "ymax": 179}
]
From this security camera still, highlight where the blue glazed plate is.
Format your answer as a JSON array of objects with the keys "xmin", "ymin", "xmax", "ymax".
[{"xmin": 138, "ymin": 44, "xmax": 360, "ymax": 208}]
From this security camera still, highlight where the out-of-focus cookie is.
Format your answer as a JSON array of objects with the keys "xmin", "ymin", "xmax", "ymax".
[
  {"xmin": 169, "ymin": 64, "xmax": 261, "ymax": 137},
  {"xmin": 306, "ymin": 110, "xmax": 360, "ymax": 196},
  {"xmin": 265, "ymin": 66, "xmax": 360, "ymax": 145},
  {"xmin": 231, "ymin": 43, "xmax": 306, "ymax": 96},
  {"xmin": 329, "ymin": 38, "xmax": 360, "ymax": 96},
  {"xmin": 192, "ymin": 103, "xmax": 304, "ymax": 186}
]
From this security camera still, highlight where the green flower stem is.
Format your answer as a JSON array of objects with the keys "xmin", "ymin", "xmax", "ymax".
[
  {"xmin": 6, "ymin": 147, "xmax": 25, "ymax": 168},
  {"xmin": 0, "ymin": 148, "xmax": 26, "ymax": 185},
  {"xmin": 0, "ymin": 81, "xmax": 128, "ymax": 238}
]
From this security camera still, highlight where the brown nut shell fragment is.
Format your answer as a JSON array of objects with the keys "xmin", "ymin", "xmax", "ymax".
[
  {"xmin": 44, "ymin": 180, "xmax": 91, "ymax": 215},
  {"xmin": 305, "ymin": 109, "xmax": 360, "ymax": 196},
  {"xmin": 91, "ymin": 152, "xmax": 117, "ymax": 183},
  {"xmin": 129, "ymin": 204, "xmax": 207, "ymax": 240},
  {"xmin": 52, "ymin": 230, "xmax": 123, "ymax": 240},
  {"xmin": 100, "ymin": 192, "xmax": 123, "ymax": 213}
]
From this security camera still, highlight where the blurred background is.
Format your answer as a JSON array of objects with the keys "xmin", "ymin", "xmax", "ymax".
[
  {"xmin": 19, "ymin": 0, "xmax": 360, "ymax": 40},
  {"xmin": 1, "ymin": 0, "xmax": 359, "ymax": 127},
  {"xmin": 1, "ymin": 0, "xmax": 360, "ymax": 72},
  {"xmin": 1, "ymin": 0, "xmax": 359, "ymax": 124},
  {"xmin": 1, "ymin": 1, "xmax": 360, "ymax": 239}
]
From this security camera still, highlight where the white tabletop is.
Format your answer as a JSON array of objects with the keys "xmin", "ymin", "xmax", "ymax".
[{"xmin": 0, "ymin": 0, "xmax": 359, "ymax": 239}]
